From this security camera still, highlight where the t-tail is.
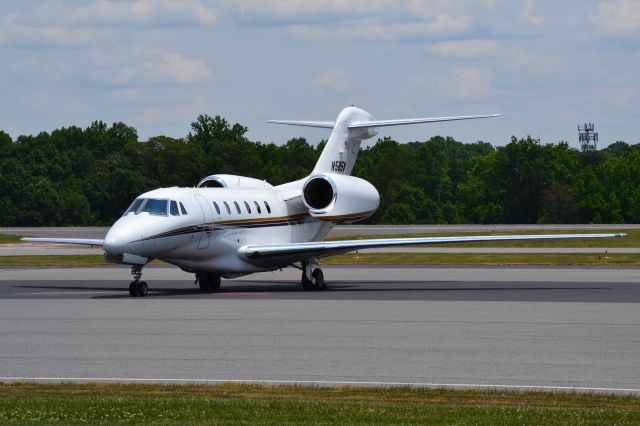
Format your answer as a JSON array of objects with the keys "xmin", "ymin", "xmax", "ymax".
[{"xmin": 267, "ymin": 106, "xmax": 500, "ymax": 176}]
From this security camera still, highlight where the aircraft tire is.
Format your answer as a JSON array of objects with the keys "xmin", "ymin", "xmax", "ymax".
[
  {"xmin": 302, "ymin": 269, "xmax": 325, "ymax": 291},
  {"xmin": 313, "ymin": 268, "xmax": 326, "ymax": 289},
  {"xmin": 138, "ymin": 281, "xmax": 148, "ymax": 297},
  {"xmin": 129, "ymin": 281, "xmax": 138, "ymax": 297},
  {"xmin": 199, "ymin": 274, "xmax": 221, "ymax": 292}
]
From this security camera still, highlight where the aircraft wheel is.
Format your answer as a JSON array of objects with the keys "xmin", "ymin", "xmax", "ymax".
[
  {"xmin": 199, "ymin": 274, "xmax": 220, "ymax": 292},
  {"xmin": 138, "ymin": 281, "xmax": 148, "ymax": 297},
  {"xmin": 302, "ymin": 274, "xmax": 313, "ymax": 290},
  {"xmin": 129, "ymin": 281, "xmax": 138, "ymax": 297},
  {"xmin": 301, "ymin": 269, "xmax": 325, "ymax": 291},
  {"xmin": 313, "ymin": 269, "xmax": 326, "ymax": 289}
]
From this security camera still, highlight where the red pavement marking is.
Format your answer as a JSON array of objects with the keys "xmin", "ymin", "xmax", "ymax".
[{"xmin": 214, "ymin": 292, "xmax": 271, "ymax": 297}]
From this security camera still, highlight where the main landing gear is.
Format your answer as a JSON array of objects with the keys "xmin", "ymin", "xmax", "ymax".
[
  {"xmin": 196, "ymin": 272, "xmax": 221, "ymax": 292},
  {"xmin": 301, "ymin": 258, "xmax": 326, "ymax": 291},
  {"xmin": 128, "ymin": 264, "xmax": 148, "ymax": 297}
]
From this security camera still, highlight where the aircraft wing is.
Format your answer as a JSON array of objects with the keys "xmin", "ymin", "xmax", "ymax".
[
  {"xmin": 241, "ymin": 233, "xmax": 624, "ymax": 263},
  {"xmin": 21, "ymin": 237, "xmax": 104, "ymax": 246},
  {"xmin": 348, "ymin": 114, "xmax": 500, "ymax": 129}
]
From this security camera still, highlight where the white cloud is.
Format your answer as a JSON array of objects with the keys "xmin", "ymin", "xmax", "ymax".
[
  {"xmin": 71, "ymin": 0, "xmax": 216, "ymax": 26},
  {"xmin": 425, "ymin": 39, "xmax": 501, "ymax": 59},
  {"xmin": 417, "ymin": 68, "xmax": 493, "ymax": 100},
  {"xmin": 289, "ymin": 15, "xmax": 473, "ymax": 41},
  {"xmin": 90, "ymin": 48, "xmax": 212, "ymax": 86},
  {"xmin": 313, "ymin": 68, "xmax": 351, "ymax": 93},
  {"xmin": 232, "ymin": 0, "xmax": 392, "ymax": 20},
  {"xmin": 593, "ymin": 0, "xmax": 640, "ymax": 37},
  {"xmin": 0, "ymin": 15, "xmax": 93, "ymax": 48}
]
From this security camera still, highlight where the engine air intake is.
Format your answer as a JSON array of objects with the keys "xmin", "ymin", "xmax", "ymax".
[{"xmin": 303, "ymin": 176, "xmax": 335, "ymax": 210}]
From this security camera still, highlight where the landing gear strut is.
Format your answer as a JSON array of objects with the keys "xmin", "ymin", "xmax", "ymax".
[
  {"xmin": 301, "ymin": 258, "xmax": 325, "ymax": 291},
  {"xmin": 196, "ymin": 273, "xmax": 221, "ymax": 292},
  {"xmin": 128, "ymin": 264, "xmax": 148, "ymax": 297}
]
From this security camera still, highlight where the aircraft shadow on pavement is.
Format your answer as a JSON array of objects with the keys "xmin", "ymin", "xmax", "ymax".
[{"xmin": 12, "ymin": 281, "xmax": 608, "ymax": 299}]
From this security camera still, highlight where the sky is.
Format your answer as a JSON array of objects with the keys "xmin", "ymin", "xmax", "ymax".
[{"xmin": 1, "ymin": 0, "xmax": 639, "ymax": 149}]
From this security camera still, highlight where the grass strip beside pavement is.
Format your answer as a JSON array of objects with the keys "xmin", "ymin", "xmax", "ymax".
[
  {"xmin": 324, "ymin": 252, "xmax": 640, "ymax": 265},
  {"xmin": 327, "ymin": 229, "xmax": 639, "ymax": 248},
  {"xmin": 0, "ymin": 253, "xmax": 639, "ymax": 267},
  {"xmin": 0, "ymin": 383, "xmax": 639, "ymax": 425},
  {"xmin": 0, "ymin": 255, "xmax": 111, "ymax": 267},
  {"xmin": 0, "ymin": 234, "xmax": 27, "ymax": 244}
]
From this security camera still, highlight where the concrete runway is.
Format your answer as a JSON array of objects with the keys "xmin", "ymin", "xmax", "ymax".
[{"xmin": 1, "ymin": 265, "xmax": 639, "ymax": 393}]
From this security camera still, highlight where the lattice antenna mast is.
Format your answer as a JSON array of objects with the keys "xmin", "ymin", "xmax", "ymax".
[{"xmin": 578, "ymin": 123, "xmax": 598, "ymax": 152}]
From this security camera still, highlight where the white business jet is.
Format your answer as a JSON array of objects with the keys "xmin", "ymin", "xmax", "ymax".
[{"xmin": 23, "ymin": 106, "xmax": 623, "ymax": 296}]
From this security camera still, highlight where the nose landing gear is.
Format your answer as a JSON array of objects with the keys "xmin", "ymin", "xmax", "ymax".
[{"xmin": 128, "ymin": 264, "xmax": 148, "ymax": 297}]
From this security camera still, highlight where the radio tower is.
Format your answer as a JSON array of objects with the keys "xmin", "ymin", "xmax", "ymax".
[{"xmin": 578, "ymin": 123, "xmax": 598, "ymax": 152}]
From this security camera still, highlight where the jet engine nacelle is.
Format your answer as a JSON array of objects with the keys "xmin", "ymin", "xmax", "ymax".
[
  {"xmin": 302, "ymin": 173, "xmax": 379, "ymax": 222},
  {"xmin": 197, "ymin": 174, "xmax": 273, "ymax": 189}
]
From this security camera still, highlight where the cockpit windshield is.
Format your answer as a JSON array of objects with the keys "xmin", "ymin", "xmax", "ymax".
[
  {"xmin": 141, "ymin": 199, "xmax": 168, "ymax": 215},
  {"xmin": 123, "ymin": 199, "xmax": 143, "ymax": 216},
  {"xmin": 122, "ymin": 198, "xmax": 172, "ymax": 217}
]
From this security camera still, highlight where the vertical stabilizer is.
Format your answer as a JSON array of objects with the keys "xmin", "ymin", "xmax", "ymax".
[{"xmin": 311, "ymin": 106, "xmax": 375, "ymax": 176}]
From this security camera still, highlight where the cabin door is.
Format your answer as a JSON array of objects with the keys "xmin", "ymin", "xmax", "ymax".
[{"xmin": 194, "ymin": 195, "xmax": 213, "ymax": 249}]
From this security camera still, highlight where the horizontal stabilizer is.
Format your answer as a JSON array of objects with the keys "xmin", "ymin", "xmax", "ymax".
[
  {"xmin": 21, "ymin": 237, "xmax": 104, "ymax": 246},
  {"xmin": 349, "ymin": 114, "xmax": 500, "ymax": 129},
  {"xmin": 266, "ymin": 120, "xmax": 335, "ymax": 129}
]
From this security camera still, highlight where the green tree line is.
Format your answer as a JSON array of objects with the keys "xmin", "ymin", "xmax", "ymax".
[{"xmin": 1, "ymin": 115, "xmax": 639, "ymax": 226}]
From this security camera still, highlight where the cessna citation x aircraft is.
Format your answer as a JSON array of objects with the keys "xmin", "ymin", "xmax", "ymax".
[{"xmin": 24, "ymin": 106, "xmax": 624, "ymax": 296}]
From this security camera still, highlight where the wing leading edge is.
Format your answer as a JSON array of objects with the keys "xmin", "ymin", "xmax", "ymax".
[
  {"xmin": 241, "ymin": 233, "xmax": 625, "ymax": 263},
  {"xmin": 21, "ymin": 237, "xmax": 104, "ymax": 246}
]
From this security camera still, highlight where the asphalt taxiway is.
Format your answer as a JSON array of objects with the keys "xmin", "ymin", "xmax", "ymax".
[{"xmin": 1, "ymin": 265, "xmax": 639, "ymax": 393}]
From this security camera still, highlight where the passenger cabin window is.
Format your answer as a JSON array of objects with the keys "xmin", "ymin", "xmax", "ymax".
[
  {"xmin": 223, "ymin": 201, "xmax": 231, "ymax": 214},
  {"xmin": 141, "ymin": 199, "xmax": 168, "ymax": 216},
  {"xmin": 233, "ymin": 201, "xmax": 241, "ymax": 214},
  {"xmin": 254, "ymin": 201, "xmax": 261, "ymax": 214},
  {"xmin": 179, "ymin": 202, "xmax": 188, "ymax": 215},
  {"xmin": 244, "ymin": 201, "xmax": 251, "ymax": 214},
  {"xmin": 212, "ymin": 201, "xmax": 221, "ymax": 215},
  {"xmin": 124, "ymin": 198, "xmax": 143, "ymax": 216},
  {"xmin": 170, "ymin": 200, "xmax": 180, "ymax": 216},
  {"xmin": 264, "ymin": 201, "xmax": 271, "ymax": 214}
]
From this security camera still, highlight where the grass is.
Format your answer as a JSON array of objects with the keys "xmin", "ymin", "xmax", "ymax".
[
  {"xmin": 327, "ymin": 228, "xmax": 639, "ymax": 247},
  {"xmin": 0, "ymin": 382, "xmax": 639, "ymax": 425},
  {"xmin": 0, "ymin": 234, "xmax": 27, "ymax": 244},
  {"xmin": 0, "ymin": 255, "xmax": 112, "ymax": 267},
  {"xmin": 325, "ymin": 252, "xmax": 640, "ymax": 265}
]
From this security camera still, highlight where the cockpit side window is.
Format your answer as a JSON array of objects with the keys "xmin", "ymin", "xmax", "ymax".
[
  {"xmin": 141, "ymin": 199, "xmax": 168, "ymax": 216},
  {"xmin": 124, "ymin": 198, "xmax": 143, "ymax": 216},
  {"xmin": 170, "ymin": 200, "xmax": 180, "ymax": 216},
  {"xmin": 179, "ymin": 202, "xmax": 188, "ymax": 215}
]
